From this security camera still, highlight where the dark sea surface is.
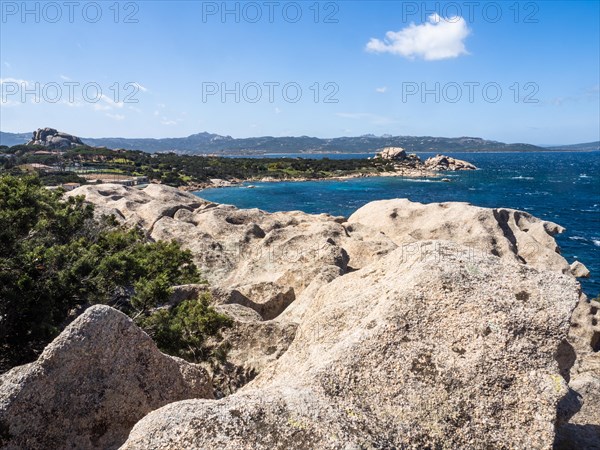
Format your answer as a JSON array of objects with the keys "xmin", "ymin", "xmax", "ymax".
[{"xmin": 196, "ymin": 152, "xmax": 600, "ymax": 297}]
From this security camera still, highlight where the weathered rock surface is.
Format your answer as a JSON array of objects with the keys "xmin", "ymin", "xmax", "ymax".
[
  {"xmin": 66, "ymin": 183, "xmax": 207, "ymax": 230},
  {"xmin": 571, "ymin": 260, "xmax": 591, "ymax": 278},
  {"xmin": 376, "ymin": 146, "xmax": 408, "ymax": 160},
  {"xmin": 122, "ymin": 243, "xmax": 580, "ymax": 449},
  {"xmin": 0, "ymin": 305, "xmax": 212, "ymax": 450},
  {"xmin": 555, "ymin": 296, "xmax": 600, "ymax": 448},
  {"xmin": 58, "ymin": 184, "xmax": 597, "ymax": 448},
  {"xmin": 425, "ymin": 153, "xmax": 478, "ymax": 170},
  {"xmin": 348, "ymin": 198, "xmax": 579, "ymax": 275},
  {"xmin": 27, "ymin": 127, "xmax": 84, "ymax": 149},
  {"xmin": 375, "ymin": 146, "xmax": 423, "ymax": 167}
]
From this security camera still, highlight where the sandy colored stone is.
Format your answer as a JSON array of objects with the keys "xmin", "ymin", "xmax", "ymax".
[
  {"xmin": 424, "ymin": 154, "xmax": 477, "ymax": 170},
  {"xmin": 348, "ymin": 198, "xmax": 572, "ymax": 274},
  {"xmin": 122, "ymin": 242, "xmax": 579, "ymax": 449},
  {"xmin": 0, "ymin": 305, "xmax": 212, "ymax": 450}
]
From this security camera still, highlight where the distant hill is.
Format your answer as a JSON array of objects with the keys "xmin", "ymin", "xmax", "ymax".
[
  {"xmin": 81, "ymin": 133, "xmax": 546, "ymax": 154},
  {"xmin": 0, "ymin": 132, "xmax": 31, "ymax": 147},
  {"xmin": 544, "ymin": 141, "xmax": 600, "ymax": 152},
  {"xmin": 1, "ymin": 130, "xmax": 596, "ymax": 154}
]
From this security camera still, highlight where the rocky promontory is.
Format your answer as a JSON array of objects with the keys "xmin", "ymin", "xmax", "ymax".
[
  {"xmin": 424, "ymin": 153, "xmax": 478, "ymax": 171},
  {"xmin": 375, "ymin": 146, "xmax": 477, "ymax": 172},
  {"xmin": 1, "ymin": 183, "xmax": 597, "ymax": 449},
  {"xmin": 27, "ymin": 127, "xmax": 84, "ymax": 149}
]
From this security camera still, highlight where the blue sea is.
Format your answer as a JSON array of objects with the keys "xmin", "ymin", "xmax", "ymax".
[{"xmin": 196, "ymin": 152, "xmax": 600, "ymax": 297}]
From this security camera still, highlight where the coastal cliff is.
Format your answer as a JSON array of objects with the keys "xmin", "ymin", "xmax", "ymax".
[{"xmin": 0, "ymin": 184, "xmax": 597, "ymax": 449}]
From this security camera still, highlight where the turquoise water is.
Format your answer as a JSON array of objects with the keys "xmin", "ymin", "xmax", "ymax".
[{"xmin": 196, "ymin": 152, "xmax": 600, "ymax": 297}]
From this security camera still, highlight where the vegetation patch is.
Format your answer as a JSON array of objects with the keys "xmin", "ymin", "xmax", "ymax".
[{"xmin": 0, "ymin": 174, "xmax": 230, "ymax": 373}]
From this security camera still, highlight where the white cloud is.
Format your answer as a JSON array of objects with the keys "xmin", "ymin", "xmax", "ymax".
[
  {"xmin": 60, "ymin": 74, "xmax": 71, "ymax": 81},
  {"xmin": 99, "ymin": 94, "xmax": 124, "ymax": 109},
  {"xmin": 62, "ymin": 99, "xmax": 84, "ymax": 108},
  {"xmin": 161, "ymin": 116, "xmax": 181, "ymax": 125},
  {"xmin": 3, "ymin": 62, "xmax": 11, "ymax": 69},
  {"xmin": 153, "ymin": 110, "xmax": 160, "ymax": 116},
  {"xmin": 1, "ymin": 78, "xmax": 29, "ymax": 105},
  {"xmin": 275, "ymin": 107, "xmax": 282, "ymax": 114},
  {"xmin": 366, "ymin": 13, "xmax": 470, "ymax": 61},
  {"xmin": 93, "ymin": 103, "xmax": 112, "ymax": 111},
  {"xmin": 375, "ymin": 86, "xmax": 388, "ymax": 93},
  {"xmin": 0, "ymin": 99, "xmax": 21, "ymax": 107},
  {"xmin": 106, "ymin": 113, "xmax": 125, "ymax": 120},
  {"xmin": 131, "ymin": 82, "xmax": 148, "ymax": 92},
  {"xmin": 0, "ymin": 77, "xmax": 29, "ymax": 86}
]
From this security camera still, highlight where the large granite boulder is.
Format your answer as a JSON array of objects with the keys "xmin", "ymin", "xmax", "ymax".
[
  {"xmin": 0, "ymin": 305, "xmax": 213, "ymax": 450},
  {"xmin": 122, "ymin": 242, "xmax": 580, "ymax": 449},
  {"xmin": 27, "ymin": 127, "xmax": 84, "ymax": 149},
  {"xmin": 424, "ymin": 154, "xmax": 477, "ymax": 170},
  {"xmin": 347, "ymin": 198, "xmax": 583, "ymax": 276},
  {"xmin": 376, "ymin": 146, "xmax": 408, "ymax": 160},
  {"xmin": 66, "ymin": 183, "xmax": 208, "ymax": 230},
  {"xmin": 375, "ymin": 147, "xmax": 424, "ymax": 168}
]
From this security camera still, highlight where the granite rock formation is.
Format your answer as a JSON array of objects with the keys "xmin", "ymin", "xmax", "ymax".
[
  {"xmin": 27, "ymin": 127, "xmax": 85, "ymax": 149},
  {"xmin": 0, "ymin": 305, "xmax": 212, "ymax": 450}
]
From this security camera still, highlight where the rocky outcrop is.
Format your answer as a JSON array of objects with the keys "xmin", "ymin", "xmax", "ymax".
[
  {"xmin": 55, "ymin": 184, "xmax": 597, "ymax": 448},
  {"xmin": 376, "ymin": 146, "xmax": 408, "ymax": 160},
  {"xmin": 122, "ymin": 243, "xmax": 580, "ymax": 449},
  {"xmin": 27, "ymin": 127, "xmax": 84, "ymax": 149},
  {"xmin": 0, "ymin": 305, "xmax": 212, "ymax": 450},
  {"xmin": 555, "ymin": 296, "xmax": 600, "ymax": 448},
  {"xmin": 348, "ymin": 198, "xmax": 582, "ymax": 276},
  {"xmin": 570, "ymin": 260, "xmax": 591, "ymax": 278},
  {"xmin": 66, "ymin": 183, "xmax": 208, "ymax": 230},
  {"xmin": 375, "ymin": 148, "xmax": 476, "ymax": 172},
  {"xmin": 375, "ymin": 146, "xmax": 423, "ymax": 167},
  {"xmin": 424, "ymin": 153, "xmax": 477, "ymax": 170}
]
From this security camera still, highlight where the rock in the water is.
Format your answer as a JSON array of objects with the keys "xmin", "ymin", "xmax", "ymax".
[
  {"xmin": 0, "ymin": 305, "xmax": 212, "ymax": 450},
  {"xmin": 425, "ymin": 153, "xmax": 477, "ymax": 170},
  {"xmin": 27, "ymin": 127, "xmax": 84, "ymax": 149},
  {"xmin": 570, "ymin": 260, "xmax": 590, "ymax": 278},
  {"xmin": 122, "ymin": 242, "xmax": 579, "ymax": 449}
]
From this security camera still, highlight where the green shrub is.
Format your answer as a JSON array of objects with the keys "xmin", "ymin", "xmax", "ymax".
[
  {"xmin": 0, "ymin": 174, "xmax": 224, "ymax": 372},
  {"xmin": 137, "ymin": 294, "xmax": 232, "ymax": 363}
]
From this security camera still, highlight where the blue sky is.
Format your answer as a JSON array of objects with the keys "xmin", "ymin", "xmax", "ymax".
[{"xmin": 1, "ymin": 0, "xmax": 598, "ymax": 145}]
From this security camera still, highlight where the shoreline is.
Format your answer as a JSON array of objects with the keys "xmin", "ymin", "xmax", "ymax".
[
  {"xmin": 179, "ymin": 168, "xmax": 446, "ymax": 192},
  {"xmin": 185, "ymin": 149, "xmax": 600, "ymax": 158}
]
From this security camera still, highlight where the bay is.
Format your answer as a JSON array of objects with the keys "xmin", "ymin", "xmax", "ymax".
[{"xmin": 196, "ymin": 151, "xmax": 600, "ymax": 297}]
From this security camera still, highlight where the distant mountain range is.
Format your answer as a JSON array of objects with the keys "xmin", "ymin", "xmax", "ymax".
[
  {"xmin": 543, "ymin": 142, "xmax": 600, "ymax": 152},
  {"xmin": 1, "ymin": 130, "xmax": 598, "ymax": 154}
]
